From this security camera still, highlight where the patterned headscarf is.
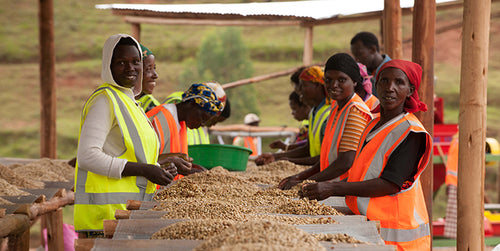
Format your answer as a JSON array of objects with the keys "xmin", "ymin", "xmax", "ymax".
[
  {"xmin": 140, "ymin": 44, "xmax": 153, "ymax": 60},
  {"xmin": 182, "ymin": 83, "xmax": 223, "ymax": 115},
  {"xmin": 299, "ymin": 66, "xmax": 324, "ymax": 85},
  {"xmin": 376, "ymin": 59, "xmax": 428, "ymax": 113},
  {"xmin": 357, "ymin": 63, "xmax": 373, "ymax": 95}
]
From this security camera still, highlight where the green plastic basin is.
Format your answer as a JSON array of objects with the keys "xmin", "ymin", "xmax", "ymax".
[{"xmin": 188, "ymin": 144, "xmax": 252, "ymax": 171}]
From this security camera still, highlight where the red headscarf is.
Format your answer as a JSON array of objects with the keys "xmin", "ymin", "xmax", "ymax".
[{"xmin": 375, "ymin": 59, "xmax": 428, "ymax": 113}]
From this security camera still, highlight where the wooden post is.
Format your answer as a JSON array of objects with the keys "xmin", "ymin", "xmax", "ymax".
[
  {"xmin": 8, "ymin": 230, "xmax": 30, "ymax": 251},
  {"xmin": 382, "ymin": 0, "xmax": 402, "ymax": 59},
  {"xmin": 45, "ymin": 208, "xmax": 64, "ymax": 251},
  {"xmin": 39, "ymin": 0, "xmax": 56, "ymax": 158},
  {"xmin": 457, "ymin": 0, "xmax": 490, "ymax": 250},
  {"xmin": 302, "ymin": 24, "xmax": 313, "ymax": 66},
  {"xmin": 131, "ymin": 23, "xmax": 141, "ymax": 42},
  {"xmin": 412, "ymin": 0, "xmax": 436, "ymax": 238}
]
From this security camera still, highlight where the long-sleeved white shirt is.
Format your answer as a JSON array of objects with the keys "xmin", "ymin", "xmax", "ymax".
[{"xmin": 76, "ymin": 86, "xmax": 137, "ymax": 179}]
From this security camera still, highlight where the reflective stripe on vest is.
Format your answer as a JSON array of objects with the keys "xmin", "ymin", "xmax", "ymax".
[
  {"xmin": 146, "ymin": 104, "xmax": 183, "ymax": 154},
  {"xmin": 75, "ymin": 83, "xmax": 158, "ymax": 231},
  {"xmin": 364, "ymin": 94, "xmax": 380, "ymax": 111},
  {"xmin": 308, "ymin": 102, "xmax": 331, "ymax": 156},
  {"xmin": 137, "ymin": 94, "xmax": 160, "ymax": 112},
  {"xmin": 320, "ymin": 95, "xmax": 371, "ymax": 181},
  {"xmin": 346, "ymin": 113, "xmax": 432, "ymax": 248},
  {"xmin": 187, "ymin": 127, "xmax": 210, "ymax": 145}
]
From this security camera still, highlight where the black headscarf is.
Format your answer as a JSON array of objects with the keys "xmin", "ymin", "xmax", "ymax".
[{"xmin": 324, "ymin": 53, "xmax": 363, "ymax": 84}]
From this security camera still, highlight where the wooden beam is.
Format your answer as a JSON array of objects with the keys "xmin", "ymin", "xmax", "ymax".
[
  {"xmin": 222, "ymin": 66, "xmax": 307, "ymax": 89},
  {"xmin": 412, "ymin": 0, "xmax": 436, "ymax": 241},
  {"xmin": 457, "ymin": 0, "xmax": 490, "ymax": 249},
  {"xmin": 131, "ymin": 23, "xmax": 141, "ymax": 42},
  {"xmin": 302, "ymin": 25, "xmax": 314, "ymax": 66},
  {"xmin": 126, "ymin": 200, "xmax": 142, "ymax": 210},
  {"xmin": 123, "ymin": 16, "xmax": 300, "ymax": 26},
  {"xmin": 383, "ymin": 0, "xmax": 402, "ymax": 59},
  {"xmin": 0, "ymin": 214, "xmax": 30, "ymax": 238},
  {"xmin": 39, "ymin": 0, "xmax": 56, "ymax": 158},
  {"xmin": 115, "ymin": 209, "xmax": 131, "ymax": 219},
  {"xmin": 103, "ymin": 220, "xmax": 118, "ymax": 238},
  {"xmin": 75, "ymin": 239, "xmax": 95, "ymax": 251}
]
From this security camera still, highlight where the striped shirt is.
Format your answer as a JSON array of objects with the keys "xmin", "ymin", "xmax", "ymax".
[{"xmin": 338, "ymin": 106, "xmax": 370, "ymax": 152}]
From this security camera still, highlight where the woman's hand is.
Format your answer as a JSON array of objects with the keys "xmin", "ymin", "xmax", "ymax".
[
  {"xmin": 159, "ymin": 156, "xmax": 192, "ymax": 175},
  {"xmin": 300, "ymin": 181, "xmax": 336, "ymax": 201},
  {"xmin": 278, "ymin": 175, "xmax": 302, "ymax": 190},
  {"xmin": 269, "ymin": 140, "xmax": 286, "ymax": 150},
  {"xmin": 142, "ymin": 164, "xmax": 175, "ymax": 186},
  {"xmin": 162, "ymin": 162, "xmax": 178, "ymax": 177},
  {"xmin": 190, "ymin": 164, "xmax": 208, "ymax": 174},
  {"xmin": 255, "ymin": 153, "xmax": 275, "ymax": 165}
]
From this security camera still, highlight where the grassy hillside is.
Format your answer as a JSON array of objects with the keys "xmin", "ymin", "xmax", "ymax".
[{"xmin": 2, "ymin": 1, "xmax": 500, "ymax": 180}]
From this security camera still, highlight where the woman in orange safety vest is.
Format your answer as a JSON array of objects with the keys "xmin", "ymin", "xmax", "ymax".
[
  {"xmin": 279, "ymin": 53, "xmax": 372, "ymax": 189},
  {"xmin": 301, "ymin": 59, "xmax": 432, "ymax": 251},
  {"xmin": 147, "ymin": 83, "xmax": 224, "ymax": 178}
]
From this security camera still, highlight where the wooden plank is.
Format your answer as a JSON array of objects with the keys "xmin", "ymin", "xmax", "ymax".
[
  {"xmin": 123, "ymin": 15, "xmax": 301, "ymax": 26},
  {"xmin": 81, "ymin": 239, "xmax": 203, "ymax": 251}
]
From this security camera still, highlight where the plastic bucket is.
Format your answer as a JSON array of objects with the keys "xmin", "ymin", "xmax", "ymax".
[{"xmin": 188, "ymin": 144, "xmax": 252, "ymax": 171}]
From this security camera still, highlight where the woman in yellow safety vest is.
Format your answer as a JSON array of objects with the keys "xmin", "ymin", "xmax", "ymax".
[
  {"xmin": 74, "ymin": 34, "xmax": 177, "ymax": 238},
  {"xmin": 301, "ymin": 59, "xmax": 432, "ymax": 251}
]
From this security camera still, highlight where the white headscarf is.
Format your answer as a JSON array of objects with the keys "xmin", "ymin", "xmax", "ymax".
[{"xmin": 101, "ymin": 34, "xmax": 143, "ymax": 96}]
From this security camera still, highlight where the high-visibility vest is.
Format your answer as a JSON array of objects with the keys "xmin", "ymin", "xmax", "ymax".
[
  {"xmin": 162, "ymin": 91, "xmax": 183, "ymax": 104},
  {"xmin": 308, "ymin": 100, "xmax": 331, "ymax": 156},
  {"xmin": 137, "ymin": 94, "xmax": 160, "ymax": 113},
  {"xmin": 187, "ymin": 127, "xmax": 210, "ymax": 145},
  {"xmin": 234, "ymin": 136, "xmax": 258, "ymax": 156},
  {"xmin": 346, "ymin": 113, "xmax": 432, "ymax": 251},
  {"xmin": 445, "ymin": 133, "xmax": 459, "ymax": 186},
  {"xmin": 364, "ymin": 94, "xmax": 380, "ymax": 112},
  {"xmin": 74, "ymin": 83, "xmax": 159, "ymax": 232},
  {"xmin": 146, "ymin": 104, "xmax": 188, "ymax": 155},
  {"xmin": 320, "ymin": 94, "xmax": 372, "ymax": 181},
  {"xmin": 162, "ymin": 92, "xmax": 210, "ymax": 146},
  {"xmin": 146, "ymin": 104, "xmax": 188, "ymax": 180}
]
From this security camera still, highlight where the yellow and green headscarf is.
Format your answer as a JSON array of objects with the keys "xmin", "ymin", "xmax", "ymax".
[
  {"xmin": 140, "ymin": 44, "xmax": 153, "ymax": 60},
  {"xmin": 182, "ymin": 83, "xmax": 223, "ymax": 115}
]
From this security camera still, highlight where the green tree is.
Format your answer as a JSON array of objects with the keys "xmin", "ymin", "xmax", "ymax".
[{"xmin": 179, "ymin": 27, "xmax": 259, "ymax": 123}]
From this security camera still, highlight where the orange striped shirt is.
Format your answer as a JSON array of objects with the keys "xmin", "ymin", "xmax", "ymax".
[{"xmin": 338, "ymin": 106, "xmax": 370, "ymax": 152}]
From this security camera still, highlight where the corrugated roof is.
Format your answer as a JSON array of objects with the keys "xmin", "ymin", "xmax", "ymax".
[{"xmin": 96, "ymin": 0, "xmax": 457, "ymax": 21}]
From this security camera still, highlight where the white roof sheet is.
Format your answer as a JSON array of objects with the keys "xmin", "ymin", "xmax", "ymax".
[{"xmin": 96, "ymin": 0, "xmax": 457, "ymax": 20}]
